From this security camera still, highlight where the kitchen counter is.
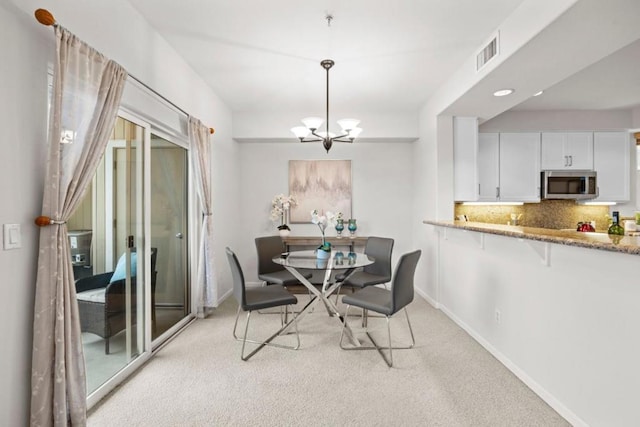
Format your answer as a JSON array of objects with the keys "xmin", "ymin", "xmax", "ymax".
[{"xmin": 423, "ymin": 220, "xmax": 640, "ymax": 255}]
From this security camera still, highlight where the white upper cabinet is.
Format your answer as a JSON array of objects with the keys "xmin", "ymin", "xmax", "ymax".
[
  {"xmin": 592, "ymin": 132, "xmax": 631, "ymax": 202},
  {"xmin": 499, "ymin": 133, "xmax": 541, "ymax": 202},
  {"xmin": 455, "ymin": 122, "xmax": 541, "ymax": 202},
  {"xmin": 478, "ymin": 133, "xmax": 500, "ymax": 201},
  {"xmin": 453, "ymin": 117, "xmax": 479, "ymax": 201},
  {"xmin": 541, "ymin": 132, "xmax": 593, "ymax": 170}
]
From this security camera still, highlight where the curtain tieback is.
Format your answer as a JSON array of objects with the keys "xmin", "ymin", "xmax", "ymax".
[
  {"xmin": 203, "ymin": 212, "xmax": 213, "ymax": 217},
  {"xmin": 35, "ymin": 216, "xmax": 67, "ymax": 227}
]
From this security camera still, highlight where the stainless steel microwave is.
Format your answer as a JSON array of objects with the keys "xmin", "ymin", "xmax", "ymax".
[{"xmin": 540, "ymin": 170, "xmax": 598, "ymax": 200}]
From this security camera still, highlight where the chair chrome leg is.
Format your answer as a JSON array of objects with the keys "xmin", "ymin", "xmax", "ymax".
[
  {"xmin": 236, "ymin": 305, "xmax": 301, "ymax": 361},
  {"xmin": 334, "ymin": 285, "xmax": 342, "ymax": 305},
  {"xmin": 404, "ymin": 307, "xmax": 416, "ymax": 348},
  {"xmin": 339, "ymin": 305, "xmax": 416, "ymax": 368},
  {"xmin": 240, "ymin": 311, "xmax": 252, "ymax": 361},
  {"xmin": 232, "ymin": 305, "xmax": 242, "ymax": 339},
  {"xmin": 339, "ymin": 305, "xmax": 351, "ymax": 350}
]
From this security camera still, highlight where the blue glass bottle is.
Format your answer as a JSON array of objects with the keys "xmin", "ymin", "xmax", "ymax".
[{"xmin": 347, "ymin": 219, "xmax": 357, "ymax": 236}]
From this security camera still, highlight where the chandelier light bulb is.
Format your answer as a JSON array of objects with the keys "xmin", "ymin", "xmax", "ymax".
[
  {"xmin": 291, "ymin": 126, "xmax": 311, "ymax": 139},
  {"xmin": 301, "ymin": 117, "xmax": 324, "ymax": 131},
  {"xmin": 337, "ymin": 118, "xmax": 360, "ymax": 132},
  {"xmin": 348, "ymin": 127, "xmax": 363, "ymax": 139}
]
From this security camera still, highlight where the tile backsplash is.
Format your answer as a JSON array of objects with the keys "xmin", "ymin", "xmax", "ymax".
[{"xmin": 454, "ymin": 200, "xmax": 611, "ymax": 231}]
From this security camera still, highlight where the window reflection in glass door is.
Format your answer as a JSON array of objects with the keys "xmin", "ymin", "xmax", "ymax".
[
  {"xmin": 69, "ymin": 117, "xmax": 191, "ymax": 400},
  {"xmin": 71, "ymin": 116, "xmax": 147, "ymax": 396},
  {"xmin": 149, "ymin": 135, "xmax": 189, "ymax": 340}
]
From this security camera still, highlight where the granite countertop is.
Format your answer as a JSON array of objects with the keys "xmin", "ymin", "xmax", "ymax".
[{"xmin": 423, "ymin": 220, "xmax": 640, "ymax": 255}]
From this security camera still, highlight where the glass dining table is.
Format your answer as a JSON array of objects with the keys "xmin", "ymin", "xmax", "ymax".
[{"xmin": 272, "ymin": 249, "xmax": 375, "ymax": 346}]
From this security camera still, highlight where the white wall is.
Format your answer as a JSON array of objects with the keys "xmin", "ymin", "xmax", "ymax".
[
  {"xmin": 414, "ymin": 0, "xmax": 640, "ymax": 425},
  {"xmin": 234, "ymin": 141, "xmax": 415, "ymax": 286},
  {"xmin": 0, "ymin": 3, "xmax": 50, "ymax": 425},
  {"xmin": 1, "ymin": 1, "xmax": 235, "ymax": 424},
  {"xmin": 432, "ymin": 227, "xmax": 640, "ymax": 426}
]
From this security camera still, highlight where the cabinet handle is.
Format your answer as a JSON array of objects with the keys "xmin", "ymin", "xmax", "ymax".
[
  {"xmin": 478, "ymin": 183, "xmax": 481, "ymax": 196},
  {"xmin": 496, "ymin": 187, "xmax": 500, "ymax": 198},
  {"xmin": 569, "ymin": 155, "xmax": 573, "ymax": 166},
  {"xmin": 564, "ymin": 155, "xmax": 568, "ymax": 167}
]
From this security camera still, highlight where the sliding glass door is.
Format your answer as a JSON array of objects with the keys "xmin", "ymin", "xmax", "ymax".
[
  {"xmin": 72, "ymin": 114, "xmax": 149, "ymax": 402},
  {"xmin": 69, "ymin": 111, "xmax": 192, "ymax": 406},
  {"xmin": 149, "ymin": 134, "xmax": 189, "ymax": 340}
]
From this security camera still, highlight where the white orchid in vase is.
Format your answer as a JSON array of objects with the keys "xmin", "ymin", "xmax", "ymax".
[
  {"xmin": 270, "ymin": 194, "xmax": 296, "ymax": 232},
  {"xmin": 311, "ymin": 209, "xmax": 336, "ymax": 252}
]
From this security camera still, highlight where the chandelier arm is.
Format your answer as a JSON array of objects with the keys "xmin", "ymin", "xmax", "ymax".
[
  {"xmin": 309, "ymin": 129, "xmax": 327, "ymax": 142},
  {"xmin": 332, "ymin": 137, "xmax": 354, "ymax": 143},
  {"xmin": 300, "ymin": 135, "xmax": 324, "ymax": 143}
]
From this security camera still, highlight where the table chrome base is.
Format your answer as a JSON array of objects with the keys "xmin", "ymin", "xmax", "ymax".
[{"xmin": 282, "ymin": 265, "xmax": 363, "ymax": 346}]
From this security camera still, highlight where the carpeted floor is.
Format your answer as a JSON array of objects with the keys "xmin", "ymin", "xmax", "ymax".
[
  {"xmin": 87, "ymin": 295, "xmax": 569, "ymax": 426},
  {"xmin": 83, "ymin": 307, "xmax": 187, "ymax": 394}
]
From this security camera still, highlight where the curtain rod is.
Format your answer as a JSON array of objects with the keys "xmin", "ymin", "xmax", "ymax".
[{"xmin": 34, "ymin": 8, "xmax": 215, "ymax": 135}]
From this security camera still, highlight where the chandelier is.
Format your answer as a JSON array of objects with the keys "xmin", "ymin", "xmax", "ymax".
[{"xmin": 290, "ymin": 17, "xmax": 362, "ymax": 153}]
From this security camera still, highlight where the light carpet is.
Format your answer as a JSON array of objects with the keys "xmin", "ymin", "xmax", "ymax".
[{"xmin": 88, "ymin": 295, "xmax": 569, "ymax": 426}]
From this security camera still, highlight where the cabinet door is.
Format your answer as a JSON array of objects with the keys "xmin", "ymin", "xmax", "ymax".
[
  {"xmin": 453, "ymin": 117, "xmax": 479, "ymax": 201},
  {"xmin": 541, "ymin": 133, "xmax": 565, "ymax": 169},
  {"xmin": 593, "ymin": 132, "xmax": 630, "ymax": 202},
  {"xmin": 541, "ymin": 132, "xmax": 593, "ymax": 169},
  {"xmin": 565, "ymin": 132, "xmax": 593, "ymax": 169},
  {"xmin": 478, "ymin": 133, "xmax": 499, "ymax": 201},
  {"xmin": 499, "ymin": 133, "xmax": 541, "ymax": 202}
]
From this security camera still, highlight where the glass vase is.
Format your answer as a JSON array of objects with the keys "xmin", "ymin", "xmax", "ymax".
[
  {"xmin": 348, "ymin": 218, "xmax": 357, "ymax": 236},
  {"xmin": 335, "ymin": 219, "xmax": 344, "ymax": 236}
]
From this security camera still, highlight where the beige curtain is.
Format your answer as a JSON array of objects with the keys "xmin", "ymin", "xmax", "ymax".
[
  {"xmin": 188, "ymin": 117, "xmax": 218, "ymax": 315},
  {"xmin": 31, "ymin": 26, "xmax": 127, "ymax": 426}
]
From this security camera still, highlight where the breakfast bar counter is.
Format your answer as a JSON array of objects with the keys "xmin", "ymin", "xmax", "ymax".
[
  {"xmin": 423, "ymin": 220, "xmax": 640, "ymax": 256},
  {"xmin": 422, "ymin": 219, "xmax": 640, "ymax": 425}
]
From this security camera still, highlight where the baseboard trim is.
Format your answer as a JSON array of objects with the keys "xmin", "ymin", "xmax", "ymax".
[
  {"xmin": 414, "ymin": 287, "xmax": 440, "ymax": 309},
  {"xmin": 437, "ymin": 303, "xmax": 588, "ymax": 427}
]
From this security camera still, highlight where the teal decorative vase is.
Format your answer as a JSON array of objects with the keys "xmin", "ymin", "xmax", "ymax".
[
  {"xmin": 335, "ymin": 219, "xmax": 344, "ymax": 236},
  {"xmin": 317, "ymin": 240, "xmax": 331, "ymax": 259},
  {"xmin": 348, "ymin": 219, "xmax": 357, "ymax": 236},
  {"xmin": 316, "ymin": 248, "xmax": 331, "ymax": 260}
]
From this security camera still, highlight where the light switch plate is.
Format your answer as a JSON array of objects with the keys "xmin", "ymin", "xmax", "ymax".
[{"xmin": 3, "ymin": 224, "xmax": 21, "ymax": 250}]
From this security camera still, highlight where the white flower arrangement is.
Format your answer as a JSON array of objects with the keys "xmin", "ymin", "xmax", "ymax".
[
  {"xmin": 270, "ymin": 194, "xmax": 297, "ymax": 230},
  {"xmin": 311, "ymin": 209, "xmax": 336, "ymax": 251}
]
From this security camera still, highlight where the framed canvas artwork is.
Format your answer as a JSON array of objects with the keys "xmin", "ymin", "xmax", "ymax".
[{"xmin": 289, "ymin": 160, "xmax": 352, "ymax": 223}]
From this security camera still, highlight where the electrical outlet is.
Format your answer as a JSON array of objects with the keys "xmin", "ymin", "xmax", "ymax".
[{"xmin": 494, "ymin": 309, "xmax": 501, "ymax": 324}]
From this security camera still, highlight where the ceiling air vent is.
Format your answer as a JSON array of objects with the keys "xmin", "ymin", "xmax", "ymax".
[{"xmin": 476, "ymin": 32, "xmax": 499, "ymax": 71}]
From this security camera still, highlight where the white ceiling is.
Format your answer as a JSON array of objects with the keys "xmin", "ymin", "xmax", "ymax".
[
  {"xmin": 512, "ymin": 38, "xmax": 640, "ymax": 112},
  {"xmin": 126, "ymin": 0, "xmax": 527, "ymax": 114}
]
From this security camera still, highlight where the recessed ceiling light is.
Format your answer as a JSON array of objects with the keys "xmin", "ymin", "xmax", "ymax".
[
  {"xmin": 533, "ymin": 90, "xmax": 544, "ymax": 96},
  {"xmin": 493, "ymin": 88, "xmax": 514, "ymax": 97}
]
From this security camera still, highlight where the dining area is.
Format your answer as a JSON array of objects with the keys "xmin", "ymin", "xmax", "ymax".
[
  {"xmin": 226, "ymin": 232, "xmax": 421, "ymax": 367},
  {"xmin": 87, "ymin": 243, "xmax": 568, "ymax": 426}
]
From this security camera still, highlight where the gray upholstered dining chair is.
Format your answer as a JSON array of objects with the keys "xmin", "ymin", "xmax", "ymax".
[
  {"xmin": 226, "ymin": 247, "xmax": 300, "ymax": 361},
  {"xmin": 255, "ymin": 235, "xmax": 311, "ymax": 287},
  {"xmin": 339, "ymin": 249, "xmax": 421, "ymax": 367},
  {"xmin": 334, "ymin": 236, "xmax": 394, "ymax": 303},
  {"xmin": 255, "ymin": 235, "xmax": 313, "ymax": 315}
]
